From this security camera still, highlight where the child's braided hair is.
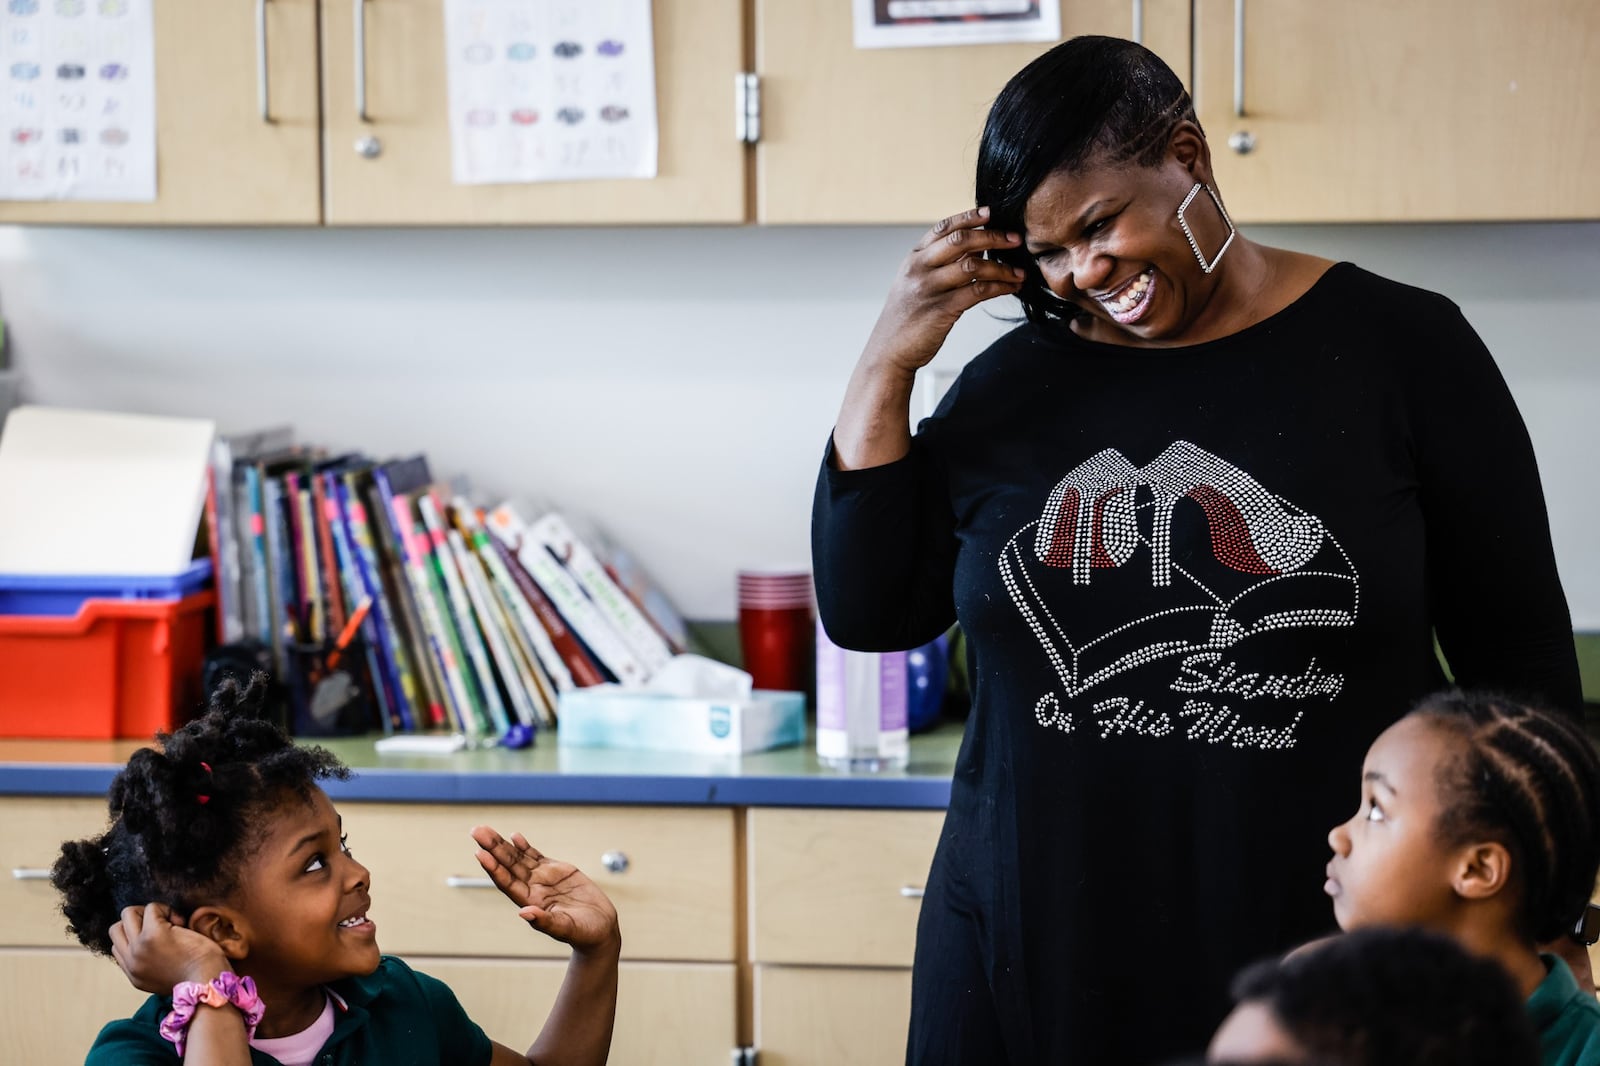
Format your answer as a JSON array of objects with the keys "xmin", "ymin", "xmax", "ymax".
[
  {"xmin": 1414, "ymin": 689, "xmax": 1600, "ymax": 943},
  {"xmin": 51, "ymin": 674, "xmax": 350, "ymax": 954}
]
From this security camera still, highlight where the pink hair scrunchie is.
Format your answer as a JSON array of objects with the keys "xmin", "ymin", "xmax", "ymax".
[{"xmin": 159, "ymin": 971, "xmax": 265, "ymax": 1055}]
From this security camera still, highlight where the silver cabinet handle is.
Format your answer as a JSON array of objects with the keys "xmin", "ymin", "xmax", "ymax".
[
  {"xmin": 354, "ymin": 0, "xmax": 369, "ymax": 123},
  {"xmin": 445, "ymin": 875, "xmax": 494, "ymax": 889},
  {"xmin": 601, "ymin": 850, "xmax": 629, "ymax": 875},
  {"xmin": 1233, "ymin": 0, "xmax": 1246, "ymax": 117},
  {"xmin": 12, "ymin": 868, "xmax": 51, "ymax": 881},
  {"xmin": 899, "ymin": 885, "xmax": 925, "ymax": 899},
  {"xmin": 1131, "ymin": 0, "xmax": 1143, "ymax": 45},
  {"xmin": 255, "ymin": 0, "xmax": 272, "ymax": 123}
]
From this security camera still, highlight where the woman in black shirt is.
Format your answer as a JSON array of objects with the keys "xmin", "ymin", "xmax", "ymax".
[{"xmin": 813, "ymin": 35, "xmax": 1582, "ymax": 1065}]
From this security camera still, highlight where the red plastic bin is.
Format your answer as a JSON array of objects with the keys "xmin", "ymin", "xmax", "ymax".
[{"xmin": 0, "ymin": 590, "xmax": 215, "ymax": 740}]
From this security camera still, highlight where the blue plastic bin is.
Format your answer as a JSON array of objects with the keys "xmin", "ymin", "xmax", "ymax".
[{"xmin": 0, "ymin": 559, "xmax": 213, "ymax": 616}]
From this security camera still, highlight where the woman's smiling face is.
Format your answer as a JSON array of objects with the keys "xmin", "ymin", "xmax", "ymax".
[
  {"xmin": 230, "ymin": 787, "xmax": 380, "ymax": 989},
  {"xmin": 1021, "ymin": 129, "xmax": 1229, "ymax": 345}
]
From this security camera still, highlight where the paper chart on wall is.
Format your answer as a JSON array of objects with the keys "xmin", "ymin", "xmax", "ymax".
[
  {"xmin": 443, "ymin": 0, "xmax": 658, "ymax": 185},
  {"xmin": 852, "ymin": 0, "xmax": 1061, "ymax": 49},
  {"xmin": 0, "ymin": 0, "xmax": 156, "ymax": 201}
]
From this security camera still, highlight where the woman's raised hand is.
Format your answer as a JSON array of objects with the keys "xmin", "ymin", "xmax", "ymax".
[
  {"xmin": 862, "ymin": 206, "xmax": 1025, "ymax": 376},
  {"xmin": 471, "ymin": 825, "xmax": 621, "ymax": 957}
]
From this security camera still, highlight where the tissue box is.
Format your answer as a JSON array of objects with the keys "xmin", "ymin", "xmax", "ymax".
[{"xmin": 557, "ymin": 687, "xmax": 806, "ymax": 756}]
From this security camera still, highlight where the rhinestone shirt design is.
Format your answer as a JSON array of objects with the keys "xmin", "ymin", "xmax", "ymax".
[{"xmin": 1002, "ymin": 440, "xmax": 1360, "ymax": 749}]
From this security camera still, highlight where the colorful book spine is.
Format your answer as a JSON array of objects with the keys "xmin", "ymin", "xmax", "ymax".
[
  {"xmin": 359, "ymin": 471, "xmax": 446, "ymax": 727},
  {"xmin": 389, "ymin": 495, "xmax": 478, "ymax": 734},
  {"xmin": 339, "ymin": 478, "xmax": 420, "ymax": 732},
  {"xmin": 202, "ymin": 451, "xmax": 230, "ymax": 643},
  {"xmin": 418, "ymin": 493, "xmax": 509, "ymax": 736},
  {"xmin": 460, "ymin": 525, "xmax": 556, "ymax": 727},
  {"xmin": 498, "ymin": 542, "xmax": 610, "ymax": 688},
  {"xmin": 596, "ymin": 541, "xmax": 688, "ymax": 654},
  {"xmin": 528, "ymin": 512, "xmax": 675, "ymax": 675},
  {"xmin": 240, "ymin": 464, "xmax": 272, "ymax": 648},
  {"xmin": 462, "ymin": 506, "xmax": 586, "ymax": 691},
  {"xmin": 293, "ymin": 481, "xmax": 324, "ymax": 643},
  {"xmin": 323, "ymin": 482, "xmax": 398, "ymax": 734},
  {"xmin": 310, "ymin": 473, "xmax": 346, "ymax": 636},
  {"xmin": 488, "ymin": 504, "xmax": 650, "ymax": 686},
  {"xmin": 261, "ymin": 475, "xmax": 294, "ymax": 671}
]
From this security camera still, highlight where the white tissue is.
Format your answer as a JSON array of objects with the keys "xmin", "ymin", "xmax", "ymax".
[{"xmin": 636, "ymin": 653, "xmax": 754, "ymax": 700}]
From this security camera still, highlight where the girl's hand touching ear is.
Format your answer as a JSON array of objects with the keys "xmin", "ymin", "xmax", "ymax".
[
  {"xmin": 471, "ymin": 825, "xmax": 621, "ymax": 958},
  {"xmin": 107, "ymin": 902, "xmax": 231, "ymax": 993}
]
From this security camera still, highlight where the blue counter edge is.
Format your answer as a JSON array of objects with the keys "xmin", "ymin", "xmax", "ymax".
[{"xmin": 0, "ymin": 763, "xmax": 954, "ymax": 810}]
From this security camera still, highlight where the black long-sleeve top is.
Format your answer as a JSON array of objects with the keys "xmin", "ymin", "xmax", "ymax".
[{"xmin": 812, "ymin": 262, "xmax": 1581, "ymax": 1064}]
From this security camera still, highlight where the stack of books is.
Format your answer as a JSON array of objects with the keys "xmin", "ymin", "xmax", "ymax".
[{"xmin": 202, "ymin": 432, "xmax": 686, "ymax": 739}]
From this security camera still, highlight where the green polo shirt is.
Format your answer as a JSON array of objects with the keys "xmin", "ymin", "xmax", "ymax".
[
  {"xmin": 84, "ymin": 956, "xmax": 494, "ymax": 1065},
  {"xmin": 1529, "ymin": 954, "xmax": 1600, "ymax": 1066}
]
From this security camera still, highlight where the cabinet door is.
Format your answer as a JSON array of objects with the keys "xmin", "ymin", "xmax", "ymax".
[
  {"xmin": 0, "ymin": 0, "xmax": 320, "ymax": 224},
  {"xmin": 1195, "ymin": 0, "xmax": 1600, "ymax": 221},
  {"xmin": 320, "ymin": 0, "xmax": 745, "ymax": 224},
  {"xmin": 754, "ymin": 964, "xmax": 912, "ymax": 1066},
  {"xmin": 0, "ymin": 949, "xmax": 148, "ymax": 1066},
  {"xmin": 752, "ymin": 0, "xmax": 1190, "ymax": 224},
  {"xmin": 339, "ymin": 802, "xmax": 737, "ymax": 961},
  {"xmin": 422, "ymin": 957, "xmax": 736, "ymax": 1064},
  {"xmin": 747, "ymin": 807, "xmax": 941, "ymax": 967},
  {"xmin": 0, "ymin": 796, "xmax": 109, "ymax": 947}
]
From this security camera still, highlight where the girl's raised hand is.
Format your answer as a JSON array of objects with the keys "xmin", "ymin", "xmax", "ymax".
[
  {"xmin": 107, "ymin": 902, "xmax": 230, "ymax": 994},
  {"xmin": 471, "ymin": 825, "xmax": 621, "ymax": 956}
]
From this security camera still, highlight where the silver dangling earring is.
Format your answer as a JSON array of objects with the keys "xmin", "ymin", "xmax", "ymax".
[{"xmin": 1176, "ymin": 183, "xmax": 1236, "ymax": 274}]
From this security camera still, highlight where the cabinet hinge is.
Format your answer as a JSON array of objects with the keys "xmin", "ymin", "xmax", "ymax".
[
  {"xmin": 732, "ymin": 1046, "xmax": 758, "ymax": 1066},
  {"xmin": 735, "ymin": 72, "xmax": 761, "ymax": 145}
]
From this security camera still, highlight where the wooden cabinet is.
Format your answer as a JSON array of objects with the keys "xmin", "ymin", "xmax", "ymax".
[
  {"xmin": 340, "ymin": 801, "xmax": 737, "ymax": 961},
  {"xmin": 425, "ymin": 956, "xmax": 736, "ymax": 1064},
  {"xmin": 753, "ymin": 964, "xmax": 914, "ymax": 1066},
  {"xmin": 4, "ymin": 2, "xmax": 1596, "ymax": 225},
  {"xmin": 0, "ymin": 796, "xmax": 107, "ymax": 946},
  {"xmin": 747, "ymin": 807, "xmax": 942, "ymax": 1064},
  {"xmin": 0, "ymin": 0, "xmax": 321, "ymax": 225},
  {"xmin": 0, "ymin": 950, "xmax": 149, "ymax": 1066},
  {"xmin": 748, "ymin": 806, "xmax": 941, "ymax": 967},
  {"xmin": 1, "ymin": 797, "xmax": 144, "ymax": 1066},
  {"xmin": 754, "ymin": 0, "xmax": 1600, "ymax": 224},
  {"xmin": 751, "ymin": 0, "xmax": 1184, "ymax": 225},
  {"xmin": 1194, "ymin": 0, "xmax": 1600, "ymax": 221},
  {"xmin": 318, "ymin": 0, "xmax": 746, "ymax": 225}
]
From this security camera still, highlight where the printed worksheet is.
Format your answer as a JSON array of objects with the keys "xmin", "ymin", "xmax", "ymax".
[
  {"xmin": 444, "ymin": 0, "xmax": 658, "ymax": 185},
  {"xmin": 0, "ymin": 0, "xmax": 156, "ymax": 201}
]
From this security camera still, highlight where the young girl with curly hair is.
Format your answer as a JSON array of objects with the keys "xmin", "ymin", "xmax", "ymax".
[{"xmin": 52, "ymin": 677, "xmax": 620, "ymax": 1065}]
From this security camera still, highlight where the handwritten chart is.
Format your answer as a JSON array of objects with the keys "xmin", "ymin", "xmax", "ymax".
[
  {"xmin": 444, "ymin": 0, "xmax": 658, "ymax": 185},
  {"xmin": 0, "ymin": 0, "xmax": 155, "ymax": 201}
]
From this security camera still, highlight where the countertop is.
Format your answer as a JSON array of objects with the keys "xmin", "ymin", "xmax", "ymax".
[{"xmin": 0, "ymin": 724, "xmax": 965, "ymax": 810}]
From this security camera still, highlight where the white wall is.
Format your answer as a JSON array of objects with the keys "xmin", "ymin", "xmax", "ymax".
[{"xmin": 0, "ymin": 222, "xmax": 1596, "ymax": 624}]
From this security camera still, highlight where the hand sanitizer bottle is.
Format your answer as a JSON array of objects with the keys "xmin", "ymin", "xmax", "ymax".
[{"xmin": 814, "ymin": 620, "xmax": 909, "ymax": 772}]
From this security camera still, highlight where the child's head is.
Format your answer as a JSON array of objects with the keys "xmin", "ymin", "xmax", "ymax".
[
  {"xmin": 1326, "ymin": 689, "xmax": 1600, "ymax": 945},
  {"xmin": 1207, "ymin": 926, "xmax": 1540, "ymax": 1065},
  {"xmin": 52, "ymin": 676, "xmax": 376, "ymax": 988}
]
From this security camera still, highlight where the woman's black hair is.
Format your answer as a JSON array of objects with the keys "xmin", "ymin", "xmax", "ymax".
[
  {"xmin": 1229, "ymin": 927, "xmax": 1540, "ymax": 1066},
  {"xmin": 51, "ymin": 674, "xmax": 350, "ymax": 955},
  {"xmin": 1410, "ymin": 689, "xmax": 1600, "ymax": 944},
  {"xmin": 975, "ymin": 35, "xmax": 1199, "ymax": 324}
]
